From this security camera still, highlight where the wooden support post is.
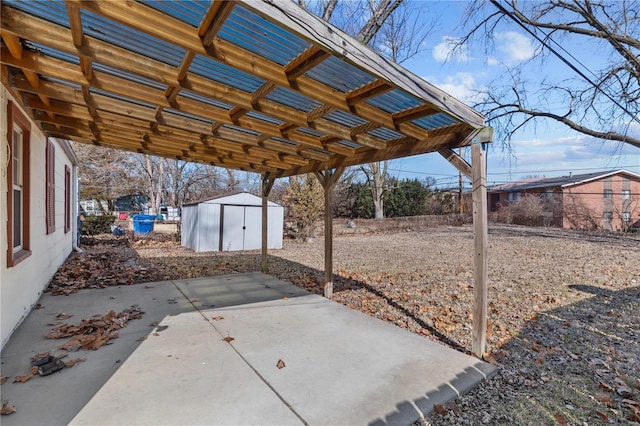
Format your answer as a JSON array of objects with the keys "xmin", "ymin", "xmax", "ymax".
[
  {"xmin": 261, "ymin": 174, "xmax": 275, "ymax": 272},
  {"xmin": 471, "ymin": 141, "xmax": 488, "ymax": 357},
  {"xmin": 314, "ymin": 167, "xmax": 345, "ymax": 298}
]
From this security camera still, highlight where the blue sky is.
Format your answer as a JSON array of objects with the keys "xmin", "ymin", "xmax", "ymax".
[{"xmin": 382, "ymin": 1, "xmax": 640, "ymax": 188}]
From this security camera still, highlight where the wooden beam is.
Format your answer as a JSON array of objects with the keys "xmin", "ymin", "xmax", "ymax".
[
  {"xmin": 471, "ymin": 140, "xmax": 489, "ymax": 358},
  {"xmin": 199, "ymin": 1, "xmax": 235, "ymax": 46},
  {"xmin": 251, "ymin": 81, "xmax": 277, "ymax": 105},
  {"xmin": 307, "ymin": 104, "xmax": 335, "ymax": 123},
  {"xmin": 392, "ymin": 104, "xmax": 439, "ymax": 124},
  {"xmin": 350, "ymin": 121, "xmax": 382, "ymax": 137},
  {"xmin": 314, "ymin": 167, "xmax": 345, "ymax": 298},
  {"xmin": 66, "ymin": 4, "xmax": 83, "ymax": 47},
  {"xmin": 346, "ymin": 80, "xmax": 392, "ymax": 105},
  {"xmin": 1, "ymin": 33, "xmax": 22, "ymax": 59},
  {"xmin": 261, "ymin": 173, "xmax": 275, "ymax": 272},
  {"xmin": 439, "ymin": 148, "xmax": 472, "ymax": 179},
  {"xmin": 284, "ymin": 45, "xmax": 330, "ymax": 81}
]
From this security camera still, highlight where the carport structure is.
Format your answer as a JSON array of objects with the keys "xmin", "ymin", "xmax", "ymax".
[{"xmin": 0, "ymin": 0, "xmax": 492, "ymax": 356}]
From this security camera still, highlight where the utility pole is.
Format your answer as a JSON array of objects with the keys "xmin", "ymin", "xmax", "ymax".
[{"xmin": 458, "ymin": 147, "xmax": 464, "ymax": 214}]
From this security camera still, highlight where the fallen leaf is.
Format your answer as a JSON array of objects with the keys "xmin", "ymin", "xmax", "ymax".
[
  {"xmin": 65, "ymin": 358, "xmax": 87, "ymax": 368},
  {"xmin": 56, "ymin": 313, "xmax": 73, "ymax": 320},
  {"xmin": 623, "ymin": 399, "xmax": 640, "ymax": 408},
  {"xmin": 1, "ymin": 402, "xmax": 16, "ymax": 415},
  {"xmin": 595, "ymin": 410, "xmax": 609, "ymax": 422},
  {"xmin": 595, "ymin": 392, "xmax": 615, "ymax": 407},
  {"xmin": 13, "ymin": 367, "xmax": 38, "ymax": 383},
  {"xmin": 599, "ymin": 381, "xmax": 614, "ymax": 392},
  {"xmin": 213, "ymin": 316, "xmax": 224, "ymax": 321},
  {"xmin": 554, "ymin": 413, "xmax": 568, "ymax": 425},
  {"xmin": 223, "ymin": 336, "xmax": 234, "ymax": 343},
  {"xmin": 35, "ymin": 303, "xmax": 44, "ymax": 309},
  {"xmin": 482, "ymin": 352, "xmax": 499, "ymax": 366},
  {"xmin": 0, "ymin": 376, "xmax": 7, "ymax": 384},
  {"xmin": 535, "ymin": 355, "xmax": 546, "ymax": 365},
  {"xmin": 433, "ymin": 404, "xmax": 447, "ymax": 415},
  {"xmin": 276, "ymin": 359, "xmax": 286, "ymax": 369},
  {"xmin": 152, "ymin": 332, "xmax": 160, "ymax": 336},
  {"xmin": 136, "ymin": 336, "xmax": 147, "ymax": 341},
  {"xmin": 615, "ymin": 378, "xmax": 635, "ymax": 398}
]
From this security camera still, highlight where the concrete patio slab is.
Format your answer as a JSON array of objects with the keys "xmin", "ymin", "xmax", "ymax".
[{"xmin": 0, "ymin": 273, "xmax": 496, "ymax": 426}]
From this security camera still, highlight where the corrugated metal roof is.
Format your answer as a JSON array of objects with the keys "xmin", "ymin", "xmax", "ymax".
[
  {"xmin": 218, "ymin": 6, "xmax": 309, "ymax": 67},
  {"xmin": 139, "ymin": 0, "xmax": 208, "ymax": 28},
  {"xmin": 189, "ymin": 55, "xmax": 266, "ymax": 92},
  {"xmin": 265, "ymin": 87, "xmax": 322, "ymax": 113},
  {"xmin": 412, "ymin": 113, "xmax": 460, "ymax": 130},
  {"xmin": 367, "ymin": 89, "xmax": 423, "ymax": 113},
  {"xmin": 1, "ymin": 0, "xmax": 487, "ymax": 177},
  {"xmin": 306, "ymin": 55, "xmax": 375, "ymax": 93}
]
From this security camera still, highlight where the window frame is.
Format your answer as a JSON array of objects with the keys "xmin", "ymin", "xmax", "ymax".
[
  {"xmin": 622, "ymin": 189, "xmax": 631, "ymax": 200},
  {"xmin": 603, "ymin": 189, "xmax": 613, "ymax": 199},
  {"xmin": 46, "ymin": 139, "xmax": 55, "ymax": 235},
  {"xmin": 6, "ymin": 101, "xmax": 32, "ymax": 267},
  {"xmin": 64, "ymin": 165, "xmax": 71, "ymax": 233},
  {"xmin": 603, "ymin": 212, "xmax": 613, "ymax": 223}
]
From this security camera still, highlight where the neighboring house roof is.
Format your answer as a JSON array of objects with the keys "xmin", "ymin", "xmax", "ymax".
[{"xmin": 488, "ymin": 169, "xmax": 640, "ymax": 193}]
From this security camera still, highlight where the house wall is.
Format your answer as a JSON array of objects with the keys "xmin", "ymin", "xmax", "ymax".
[
  {"xmin": 1, "ymin": 87, "xmax": 76, "ymax": 349},
  {"xmin": 562, "ymin": 175, "xmax": 640, "ymax": 230}
]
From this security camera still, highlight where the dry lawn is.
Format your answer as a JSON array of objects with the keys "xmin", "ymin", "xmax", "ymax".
[{"xmin": 50, "ymin": 223, "xmax": 640, "ymax": 425}]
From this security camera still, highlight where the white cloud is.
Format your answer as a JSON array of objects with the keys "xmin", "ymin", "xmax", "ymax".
[
  {"xmin": 494, "ymin": 31, "xmax": 535, "ymax": 63},
  {"xmin": 487, "ymin": 57, "xmax": 499, "ymax": 66},
  {"xmin": 428, "ymin": 72, "xmax": 483, "ymax": 104},
  {"xmin": 432, "ymin": 36, "xmax": 469, "ymax": 63}
]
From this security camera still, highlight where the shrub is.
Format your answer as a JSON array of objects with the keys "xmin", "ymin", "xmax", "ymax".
[{"xmin": 82, "ymin": 215, "xmax": 116, "ymax": 235}]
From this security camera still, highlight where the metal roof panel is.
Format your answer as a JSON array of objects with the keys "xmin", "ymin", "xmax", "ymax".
[
  {"xmin": 190, "ymin": 55, "xmax": 266, "ymax": 92},
  {"xmin": 219, "ymin": 6, "xmax": 309, "ymax": 66},
  {"xmin": 306, "ymin": 55, "xmax": 375, "ymax": 93},
  {"xmin": 367, "ymin": 89, "xmax": 423, "ymax": 114}
]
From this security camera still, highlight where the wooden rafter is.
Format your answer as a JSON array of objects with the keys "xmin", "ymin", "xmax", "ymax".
[
  {"xmin": 1, "ymin": 1, "xmax": 486, "ymax": 178},
  {"xmin": 284, "ymin": 45, "xmax": 330, "ymax": 81}
]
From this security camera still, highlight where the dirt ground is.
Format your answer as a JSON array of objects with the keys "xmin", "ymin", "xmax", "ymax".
[{"xmin": 48, "ymin": 223, "xmax": 640, "ymax": 425}]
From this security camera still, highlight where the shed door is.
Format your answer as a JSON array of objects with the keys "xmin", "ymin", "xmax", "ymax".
[
  {"xmin": 242, "ymin": 206, "xmax": 262, "ymax": 250},
  {"xmin": 221, "ymin": 205, "xmax": 245, "ymax": 251},
  {"xmin": 220, "ymin": 205, "xmax": 263, "ymax": 251}
]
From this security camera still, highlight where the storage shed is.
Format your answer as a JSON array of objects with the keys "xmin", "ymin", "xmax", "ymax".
[{"xmin": 182, "ymin": 192, "xmax": 283, "ymax": 252}]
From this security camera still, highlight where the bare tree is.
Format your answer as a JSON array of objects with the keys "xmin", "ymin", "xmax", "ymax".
[
  {"xmin": 74, "ymin": 143, "xmax": 141, "ymax": 213},
  {"xmin": 299, "ymin": 0, "xmax": 434, "ymax": 219},
  {"xmin": 459, "ymin": 0, "xmax": 640, "ymax": 148}
]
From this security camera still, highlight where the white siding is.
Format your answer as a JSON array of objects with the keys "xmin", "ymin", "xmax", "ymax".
[{"xmin": 0, "ymin": 87, "xmax": 76, "ymax": 349}]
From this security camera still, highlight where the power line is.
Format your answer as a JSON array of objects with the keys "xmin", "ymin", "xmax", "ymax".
[{"xmin": 489, "ymin": 0, "xmax": 640, "ymax": 126}]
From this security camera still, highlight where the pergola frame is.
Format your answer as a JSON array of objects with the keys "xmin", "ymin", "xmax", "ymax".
[{"xmin": 1, "ymin": 0, "xmax": 491, "ymax": 356}]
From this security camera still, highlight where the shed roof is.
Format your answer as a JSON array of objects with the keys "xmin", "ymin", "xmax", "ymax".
[
  {"xmin": 183, "ymin": 191, "xmax": 282, "ymax": 207},
  {"xmin": 1, "ymin": 0, "xmax": 488, "ymax": 178}
]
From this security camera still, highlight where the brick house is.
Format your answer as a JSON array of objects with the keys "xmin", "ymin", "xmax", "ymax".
[{"xmin": 487, "ymin": 170, "xmax": 640, "ymax": 231}]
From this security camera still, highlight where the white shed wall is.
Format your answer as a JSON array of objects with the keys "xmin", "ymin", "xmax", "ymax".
[{"xmin": 182, "ymin": 193, "xmax": 283, "ymax": 252}]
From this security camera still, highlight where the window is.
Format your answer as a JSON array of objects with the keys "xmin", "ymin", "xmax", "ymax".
[
  {"xmin": 604, "ymin": 189, "xmax": 613, "ymax": 199},
  {"xmin": 508, "ymin": 192, "xmax": 520, "ymax": 202},
  {"xmin": 622, "ymin": 189, "xmax": 631, "ymax": 200},
  {"xmin": 6, "ymin": 101, "xmax": 31, "ymax": 267},
  {"xmin": 603, "ymin": 212, "xmax": 613, "ymax": 223},
  {"xmin": 64, "ymin": 165, "xmax": 71, "ymax": 233},
  {"xmin": 623, "ymin": 212, "xmax": 631, "ymax": 223},
  {"xmin": 46, "ymin": 140, "xmax": 55, "ymax": 234}
]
